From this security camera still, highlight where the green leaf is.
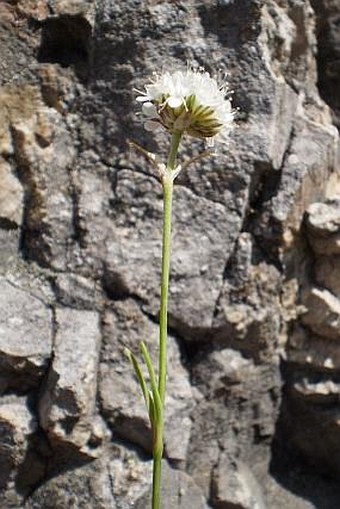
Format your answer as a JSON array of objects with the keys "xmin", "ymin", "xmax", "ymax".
[
  {"xmin": 148, "ymin": 392, "xmax": 156, "ymax": 427},
  {"xmin": 125, "ymin": 348, "xmax": 150, "ymax": 412},
  {"xmin": 140, "ymin": 342, "xmax": 163, "ymax": 425}
]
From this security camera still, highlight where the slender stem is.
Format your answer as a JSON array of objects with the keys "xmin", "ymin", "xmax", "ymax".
[
  {"xmin": 152, "ymin": 131, "xmax": 182, "ymax": 509},
  {"xmin": 166, "ymin": 131, "xmax": 182, "ymax": 172},
  {"xmin": 152, "ymin": 441, "xmax": 163, "ymax": 509},
  {"xmin": 158, "ymin": 177, "xmax": 173, "ymax": 404}
]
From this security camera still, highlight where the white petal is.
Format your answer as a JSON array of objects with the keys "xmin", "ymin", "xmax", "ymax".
[
  {"xmin": 144, "ymin": 120, "xmax": 159, "ymax": 132},
  {"xmin": 136, "ymin": 96, "xmax": 150, "ymax": 103},
  {"xmin": 167, "ymin": 96, "xmax": 184, "ymax": 108},
  {"xmin": 142, "ymin": 102, "xmax": 157, "ymax": 117}
]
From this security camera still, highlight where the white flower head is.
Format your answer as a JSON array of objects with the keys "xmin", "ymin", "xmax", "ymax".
[{"xmin": 136, "ymin": 66, "xmax": 235, "ymax": 145}]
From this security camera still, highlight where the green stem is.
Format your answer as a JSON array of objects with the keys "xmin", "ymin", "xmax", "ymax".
[{"xmin": 152, "ymin": 131, "xmax": 182, "ymax": 509}]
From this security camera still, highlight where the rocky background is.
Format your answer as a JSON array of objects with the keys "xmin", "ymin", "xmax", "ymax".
[{"xmin": 0, "ymin": 0, "xmax": 340, "ymax": 507}]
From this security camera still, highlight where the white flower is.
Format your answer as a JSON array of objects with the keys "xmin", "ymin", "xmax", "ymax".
[{"xmin": 136, "ymin": 67, "xmax": 235, "ymax": 145}]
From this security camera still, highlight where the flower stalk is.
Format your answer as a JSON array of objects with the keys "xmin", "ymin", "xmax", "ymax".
[
  {"xmin": 151, "ymin": 131, "xmax": 181, "ymax": 509},
  {"xmin": 127, "ymin": 64, "xmax": 235, "ymax": 509}
]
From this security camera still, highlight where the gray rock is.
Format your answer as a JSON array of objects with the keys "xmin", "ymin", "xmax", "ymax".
[
  {"xmin": 75, "ymin": 167, "xmax": 115, "ymax": 275},
  {"xmin": 50, "ymin": 0, "xmax": 95, "ymax": 18},
  {"xmin": 0, "ymin": 277, "xmax": 52, "ymax": 391},
  {"xmin": 312, "ymin": 0, "xmax": 340, "ymax": 129},
  {"xmin": 315, "ymin": 255, "xmax": 340, "ymax": 298},
  {"xmin": 104, "ymin": 171, "xmax": 241, "ymax": 339},
  {"xmin": 28, "ymin": 444, "xmax": 152, "ymax": 509},
  {"xmin": 192, "ymin": 347, "xmax": 255, "ymax": 397},
  {"xmin": 213, "ymin": 234, "xmax": 282, "ymax": 361},
  {"xmin": 7, "ymin": 87, "xmax": 76, "ymax": 271},
  {"xmin": 134, "ymin": 461, "xmax": 207, "ymax": 509},
  {"xmin": 54, "ymin": 272, "xmax": 103, "ymax": 310},
  {"xmin": 288, "ymin": 325, "xmax": 340, "ymax": 372},
  {"xmin": 39, "ymin": 307, "xmax": 101, "ymax": 457},
  {"xmin": 211, "ymin": 455, "xmax": 266, "ymax": 509},
  {"xmin": 0, "ymin": 159, "xmax": 23, "ymax": 227},
  {"xmin": 0, "ymin": 395, "xmax": 46, "ymax": 504},
  {"xmin": 255, "ymin": 118, "xmax": 338, "ymax": 255},
  {"xmin": 305, "ymin": 201, "xmax": 340, "ymax": 255},
  {"xmin": 301, "ymin": 287, "xmax": 340, "ymax": 341},
  {"xmin": 0, "ymin": 0, "xmax": 340, "ymax": 506},
  {"xmin": 0, "ymin": 230, "xmax": 20, "ymax": 269}
]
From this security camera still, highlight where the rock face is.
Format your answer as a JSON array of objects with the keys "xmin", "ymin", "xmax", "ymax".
[{"xmin": 0, "ymin": 0, "xmax": 340, "ymax": 508}]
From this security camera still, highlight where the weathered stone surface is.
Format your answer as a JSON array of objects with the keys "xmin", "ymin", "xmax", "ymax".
[
  {"xmin": 134, "ymin": 461, "xmax": 207, "ymax": 509},
  {"xmin": 0, "ymin": 0, "xmax": 340, "ymax": 507},
  {"xmin": 0, "ymin": 277, "xmax": 52, "ymax": 391},
  {"xmin": 13, "ymin": 111, "xmax": 76, "ymax": 271},
  {"xmin": 188, "ymin": 348, "xmax": 280, "ymax": 499},
  {"xmin": 254, "ymin": 118, "xmax": 338, "ymax": 256},
  {"xmin": 50, "ymin": 0, "xmax": 94, "ymax": 17},
  {"xmin": 292, "ymin": 376, "xmax": 340, "ymax": 404},
  {"xmin": 54, "ymin": 272, "xmax": 103, "ymax": 310},
  {"xmin": 192, "ymin": 347, "xmax": 255, "ymax": 396},
  {"xmin": 301, "ymin": 287, "xmax": 340, "ymax": 341},
  {"xmin": 288, "ymin": 325, "xmax": 340, "ymax": 372},
  {"xmin": 0, "ymin": 230, "xmax": 21, "ymax": 269},
  {"xmin": 211, "ymin": 455, "xmax": 266, "ymax": 509},
  {"xmin": 39, "ymin": 307, "xmax": 101, "ymax": 457},
  {"xmin": 28, "ymin": 444, "xmax": 152, "ymax": 509},
  {"xmin": 305, "ymin": 201, "xmax": 340, "ymax": 255},
  {"xmin": 105, "ymin": 171, "xmax": 241, "ymax": 338},
  {"xmin": 282, "ymin": 382, "xmax": 340, "ymax": 477},
  {"xmin": 76, "ymin": 167, "xmax": 115, "ymax": 275},
  {"xmin": 312, "ymin": 0, "xmax": 340, "ymax": 129},
  {"xmin": 99, "ymin": 299, "xmax": 193, "ymax": 462},
  {"xmin": 315, "ymin": 255, "xmax": 340, "ymax": 298},
  {"xmin": 0, "ymin": 159, "xmax": 24, "ymax": 227},
  {"xmin": 0, "ymin": 396, "xmax": 46, "ymax": 505},
  {"xmin": 213, "ymin": 233, "xmax": 282, "ymax": 361}
]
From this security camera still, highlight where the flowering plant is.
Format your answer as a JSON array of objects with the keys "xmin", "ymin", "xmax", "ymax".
[
  {"xmin": 136, "ymin": 67, "xmax": 234, "ymax": 145},
  {"xmin": 127, "ymin": 66, "xmax": 234, "ymax": 509}
]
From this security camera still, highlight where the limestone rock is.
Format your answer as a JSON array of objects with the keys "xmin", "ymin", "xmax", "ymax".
[
  {"xmin": 12, "ymin": 109, "xmax": 76, "ymax": 271},
  {"xmin": 54, "ymin": 272, "xmax": 103, "ymax": 310},
  {"xmin": 28, "ymin": 444, "xmax": 152, "ymax": 509},
  {"xmin": 312, "ymin": 0, "xmax": 340, "ymax": 129},
  {"xmin": 211, "ymin": 455, "xmax": 266, "ymax": 509},
  {"xmin": 305, "ymin": 201, "xmax": 340, "ymax": 255},
  {"xmin": 0, "ymin": 159, "xmax": 24, "ymax": 227},
  {"xmin": 105, "ymin": 172, "xmax": 240, "ymax": 338},
  {"xmin": 0, "ymin": 84, "xmax": 76, "ymax": 271},
  {"xmin": 0, "ymin": 396, "xmax": 46, "ymax": 504},
  {"xmin": 288, "ymin": 326, "xmax": 340, "ymax": 372},
  {"xmin": 188, "ymin": 354, "xmax": 280, "ymax": 499},
  {"xmin": 292, "ymin": 376, "xmax": 340, "ymax": 404},
  {"xmin": 38, "ymin": 307, "xmax": 101, "ymax": 457},
  {"xmin": 315, "ymin": 255, "xmax": 340, "ymax": 297},
  {"xmin": 0, "ymin": 277, "xmax": 52, "ymax": 391},
  {"xmin": 51, "ymin": 0, "xmax": 94, "ymax": 18},
  {"xmin": 213, "ymin": 234, "xmax": 282, "ymax": 360},
  {"xmin": 134, "ymin": 461, "xmax": 207, "ymax": 509},
  {"xmin": 301, "ymin": 287, "xmax": 340, "ymax": 341},
  {"xmin": 0, "ymin": 230, "xmax": 21, "ymax": 269},
  {"xmin": 192, "ymin": 348, "xmax": 255, "ymax": 397},
  {"xmin": 75, "ymin": 167, "xmax": 115, "ymax": 275},
  {"xmin": 283, "ymin": 385, "xmax": 340, "ymax": 476},
  {"xmin": 0, "ymin": 0, "xmax": 340, "ymax": 506},
  {"xmin": 255, "ymin": 119, "xmax": 338, "ymax": 255}
]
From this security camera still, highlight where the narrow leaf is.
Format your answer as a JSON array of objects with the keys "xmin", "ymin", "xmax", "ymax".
[
  {"xmin": 148, "ymin": 391, "xmax": 156, "ymax": 427},
  {"xmin": 140, "ymin": 342, "xmax": 163, "ymax": 424},
  {"xmin": 125, "ymin": 348, "xmax": 150, "ymax": 412}
]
